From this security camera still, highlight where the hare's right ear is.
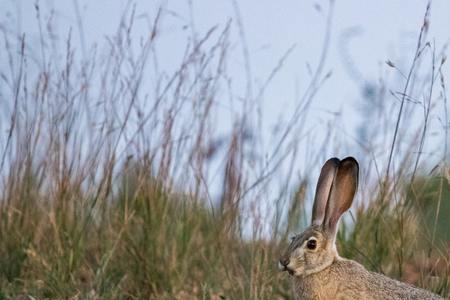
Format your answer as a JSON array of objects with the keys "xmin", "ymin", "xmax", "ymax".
[
  {"xmin": 322, "ymin": 157, "xmax": 359, "ymax": 237},
  {"xmin": 311, "ymin": 158, "xmax": 340, "ymax": 226}
]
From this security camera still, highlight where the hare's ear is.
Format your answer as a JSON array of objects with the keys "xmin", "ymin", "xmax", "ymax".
[
  {"xmin": 311, "ymin": 158, "xmax": 340, "ymax": 226},
  {"xmin": 322, "ymin": 157, "xmax": 359, "ymax": 237}
]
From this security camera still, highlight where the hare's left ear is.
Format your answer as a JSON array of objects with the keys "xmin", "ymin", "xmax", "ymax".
[
  {"xmin": 311, "ymin": 158, "xmax": 340, "ymax": 226},
  {"xmin": 322, "ymin": 157, "xmax": 359, "ymax": 237}
]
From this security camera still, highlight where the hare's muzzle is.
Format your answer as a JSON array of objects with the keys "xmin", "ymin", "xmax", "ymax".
[
  {"xmin": 279, "ymin": 256, "xmax": 290, "ymax": 268},
  {"xmin": 279, "ymin": 255, "xmax": 295, "ymax": 275}
]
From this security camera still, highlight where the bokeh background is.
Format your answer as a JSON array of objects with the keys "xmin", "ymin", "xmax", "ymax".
[{"xmin": 0, "ymin": 1, "xmax": 449, "ymax": 299}]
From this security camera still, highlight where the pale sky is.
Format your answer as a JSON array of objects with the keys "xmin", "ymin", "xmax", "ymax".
[
  {"xmin": 3, "ymin": 1, "xmax": 449, "ymax": 116},
  {"xmin": 2, "ymin": 0, "xmax": 449, "ymax": 163}
]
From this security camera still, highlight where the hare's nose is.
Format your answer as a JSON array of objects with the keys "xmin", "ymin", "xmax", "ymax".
[{"xmin": 279, "ymin": 256, "xmax": 290, "ymax": 267}]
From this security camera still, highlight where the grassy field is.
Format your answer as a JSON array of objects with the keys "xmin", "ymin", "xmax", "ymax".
[{"xmin": 0, "ymin": 2, "xmax": 449, "ymax": 299}]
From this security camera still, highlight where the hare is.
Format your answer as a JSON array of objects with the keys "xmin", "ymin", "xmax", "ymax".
[{"xmin": 279, "ymin": 157, "xmax": 444, "ymax": 300}]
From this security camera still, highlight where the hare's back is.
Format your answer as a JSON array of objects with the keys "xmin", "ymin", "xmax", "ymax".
[{"xmin": 330, "ymin": 258, "xmax": 443, "ymax": 300}]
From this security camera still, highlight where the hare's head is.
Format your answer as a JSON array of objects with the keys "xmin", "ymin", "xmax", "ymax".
[{"xmin": 279, "ymin": 157, "xmax": 359, "ymax": 277}]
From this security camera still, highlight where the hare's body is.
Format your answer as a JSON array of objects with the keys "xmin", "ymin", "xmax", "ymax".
[
  {"xmin": 280, "ymin": 157, "xmax": 443, "ymax": 300},
  {"xmin": 293, "ymin": 257, "xmax": 441, "ymax": 300}
]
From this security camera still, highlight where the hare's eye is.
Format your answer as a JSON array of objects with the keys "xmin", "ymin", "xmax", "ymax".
[{"xmin": 306, "ymin": 239, "xmax": 317, "ymax": 250}]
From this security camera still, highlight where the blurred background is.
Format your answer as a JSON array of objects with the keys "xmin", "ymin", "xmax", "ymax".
[{"xmin": 0, "ymin": 1, "xmax": 449, "ymax": 299}]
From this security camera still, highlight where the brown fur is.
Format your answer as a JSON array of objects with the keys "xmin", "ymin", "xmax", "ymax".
[{"xmin": 293, "ymin": 257, "xmax": 443, "ymax": 300}]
